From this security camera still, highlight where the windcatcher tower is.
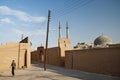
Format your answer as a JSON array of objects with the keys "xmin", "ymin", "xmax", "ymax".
[{"xmin": 58, "ymin": 22, "xmax": 71, "ymax": 57}]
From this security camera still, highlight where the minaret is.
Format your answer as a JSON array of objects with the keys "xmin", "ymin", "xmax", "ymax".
[
  {"xmin": 59, "ymin": 21, "xmax": 62, "ymax": 38},
  {"xmin": 66, "ymin": 22, "xmax": 69, "ymax": 38}
]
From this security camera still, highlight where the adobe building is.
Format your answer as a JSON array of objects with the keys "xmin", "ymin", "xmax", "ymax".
[
  {"xmin": 31, "ymin": 22, "xmax": 71, "ymax": 66},
  {"xmin": 31, "ymin": 22, "xmax": 120, "ymax": 77},
  {"xmin": 0, "ymin": 37, "xmax": 31, "ymax": 71},
  {"xmin": 58, "ymin": 22, "xmax": 71, "ymax": 56},
  {"xmin": 65, "ymin": 35, "xmax": 120, "ymax": 77}
]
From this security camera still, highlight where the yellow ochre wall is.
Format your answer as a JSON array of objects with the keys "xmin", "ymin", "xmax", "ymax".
[
  {"xmin": 31, "ymin": 47, "xmax": 61, "ymax": 66},
  {"xmin": 65, "ymin": 45, "xmax": 120, "ymax": 77},
  {"xmin": 0, "ymin": 37, "xmax": 31, "ymax": 71},
  {"xmin": 47, "ymin": 47, "xmax": 61, "ymax": 66}
]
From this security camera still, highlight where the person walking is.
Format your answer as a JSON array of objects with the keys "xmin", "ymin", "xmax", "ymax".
[{"xmin": 11, "ymin": 60, "xmax": 16, "ymax": 76}]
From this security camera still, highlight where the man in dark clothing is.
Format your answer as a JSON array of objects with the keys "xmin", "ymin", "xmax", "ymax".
[{"xmin": 11, "ymin": 60, "xmax": 16, "ymax": 76}]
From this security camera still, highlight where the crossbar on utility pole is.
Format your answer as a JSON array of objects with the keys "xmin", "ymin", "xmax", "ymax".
[{"xmin": 44, "ymin": 10, "xmax": 51, "ymax": 71}]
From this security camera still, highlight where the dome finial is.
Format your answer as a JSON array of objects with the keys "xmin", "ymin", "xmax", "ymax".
[
  {"xmin": 102, "ymin": 33, "xmax": 103, "ymax": 36},
  {"xmin": 101, "ymin": 33, "xmax": 104, "ymax": 36}
]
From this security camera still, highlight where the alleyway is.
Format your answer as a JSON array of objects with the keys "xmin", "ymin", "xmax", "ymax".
[{"xmin": 0, "ymin": 63, "xmax": 120, "ymax": 80}]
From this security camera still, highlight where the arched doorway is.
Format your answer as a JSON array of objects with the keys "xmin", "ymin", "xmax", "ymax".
[
  {"xmin": 39, "ymin": 50, "xmax": 44, "ymax": 63},
  {"xmin": 24, "ymin": 50, "xmax": 27, "ymax": 67}
]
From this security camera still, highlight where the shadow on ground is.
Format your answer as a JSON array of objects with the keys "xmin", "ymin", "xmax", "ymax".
[
  {"xmin": 32, "ymin": 62, "xmax": 120, "ymax": 80},
  {"xmin": 0, "ymin": 75, "xmax": 12, "ymax": 77}
]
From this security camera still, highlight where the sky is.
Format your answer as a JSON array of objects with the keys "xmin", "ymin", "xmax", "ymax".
[{"xmin": 0, "ymin": 0, "xmax": 120, "ymax": 49}]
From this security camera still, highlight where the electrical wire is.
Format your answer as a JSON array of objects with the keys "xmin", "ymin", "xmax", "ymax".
[{"xmin": 51, "ymin": 0, "xmax": 94, "ymax": 23}]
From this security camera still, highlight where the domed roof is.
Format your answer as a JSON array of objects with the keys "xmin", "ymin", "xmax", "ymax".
[{"xmin": 94, "ymin": 35, "xmax": 112, "ymax": 45}]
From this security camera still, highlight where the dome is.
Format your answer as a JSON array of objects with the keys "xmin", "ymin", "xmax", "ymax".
[{"xmin": 94, "ymin": 35, "xmax": 112, "ymax": 45}]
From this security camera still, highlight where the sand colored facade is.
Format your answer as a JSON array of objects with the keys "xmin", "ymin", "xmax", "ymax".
[
  {"xmin": 58, "ymin": 38, "xmax": 71, "ymax": 57},
  {"xmin": 31, "ymin": 46, "xmax": 63, "ymax": 66},
  {"xmin": 47, "ymin": 47, "xmax": 61, "ymax": 66},
  {"xmin": 31, "ymin": 23, "xmax": 71, "ymax": 66},
  {"xmin": 31, "ymin": 46, "xmax": 44, "ymax": 63},
  {"xmin": 65, "ymin": 44, "xmax": 120, "ymax": 77},
  {"xmin": 31, "ymin": 38, "xmax": 71, "ymax": 66},
  {"xmin": 31, "ymin": 43, "xmax": 120, "ymax": 77},
  {"xmin": 31, "ymin": 24, "xmax": 120, "ymax": 77},
  {"xmin": 0, "ymin": 37, "xmax": 31, "ymax": 71}
]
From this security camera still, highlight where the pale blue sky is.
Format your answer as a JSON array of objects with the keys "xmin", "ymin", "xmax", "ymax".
[{"xmin": 0, "ymin": 0, "xmax": 120, "ymax": 49}]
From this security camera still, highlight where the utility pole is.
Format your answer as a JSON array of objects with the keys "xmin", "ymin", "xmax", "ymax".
[{"xmin": 44, "ymin": 10, "xmax": 51, "ymax": 71}]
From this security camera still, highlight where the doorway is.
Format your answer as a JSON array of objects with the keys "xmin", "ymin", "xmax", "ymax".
[{"xmin": 24, "ymin": 50, "xmax": 27, "ymax": 67}]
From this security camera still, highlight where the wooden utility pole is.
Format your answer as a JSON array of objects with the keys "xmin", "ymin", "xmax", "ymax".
[{"xmin": 44, "ymin": 10, "xmax": 51, "ymax": 71}]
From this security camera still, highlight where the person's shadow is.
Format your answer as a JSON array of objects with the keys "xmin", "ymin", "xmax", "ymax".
[{"xmin": 0, "ymin": 74, "xmax": 12, "ymax": 77}]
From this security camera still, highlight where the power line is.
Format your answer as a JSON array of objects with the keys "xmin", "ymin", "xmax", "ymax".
[
  {"xmin": 51, "ymin": 0, "xmax": 94, "ymax": 22},
  {"xmin": 53, "ymin": 0, "xmax": 81, "ymax": 13},
  {"xmin": 60, "ymin": 0, "xmax": 93, "ymax": 17}
]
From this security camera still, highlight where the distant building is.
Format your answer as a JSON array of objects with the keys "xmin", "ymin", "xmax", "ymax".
[
  {"xmin": 74, "ymin": 35, "xmax": 112, "ymax": 49},
  {"xmin": 31, "ymin": 22, "xmax": 71, "ymax": 66},
  {"xmin": 31, "ymin": 23, "xmax": 120, "ymax": 77},
  {"xmin": 58, "ymin": 22, "xmax": 71, "ymax": 57},
  {"xmin": 74, "ymin": 42, "xmax": 93, "ymax": 49}
]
